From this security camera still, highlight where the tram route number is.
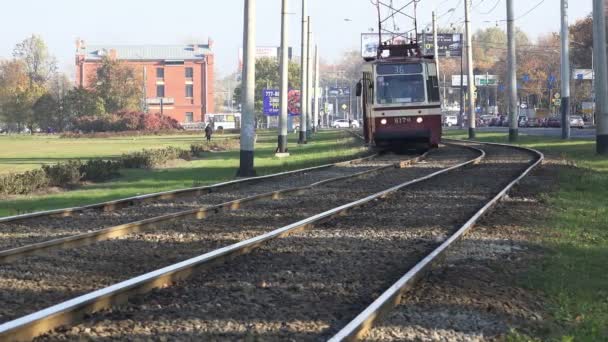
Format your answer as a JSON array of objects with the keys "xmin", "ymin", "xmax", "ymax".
[{"xmin": 394, "ymin": 117, "xmax": 413, "ymax": 124}]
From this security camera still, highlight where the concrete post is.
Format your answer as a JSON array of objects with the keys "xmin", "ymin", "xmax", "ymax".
[
  {"xmin": 237, "ymin": 0, "xmax": 256, "ymax": 176},
  {"xmin": 278, "ymin": 0, "xmax": 289, "ymax": 153},
  {"xmin": 298, "ymin": 0, "xmax": 308, "ymax": 144},
  {"xmin": 464, "ymin": 0, "xmax": 476, "ymax": 138}
]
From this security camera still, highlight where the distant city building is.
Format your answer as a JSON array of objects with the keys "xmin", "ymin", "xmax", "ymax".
[{"xmin": 75, "ymin": 39, "xmax": 215, "ymax": 124}]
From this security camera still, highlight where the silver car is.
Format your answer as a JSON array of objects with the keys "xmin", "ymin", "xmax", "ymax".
[{"xmin": 569, "ymin": 115, "xmax": 584, "ymax": 129}]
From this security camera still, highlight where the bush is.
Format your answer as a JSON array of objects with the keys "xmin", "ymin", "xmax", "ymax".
[
  {"xmin": 120, "ymin": 146, "xmax": 192, "ymax": 169},
  {"xmin": 0, "ymin": 169, "xmax": 49, "ymax": 195},
  {"xmin": 71, "ymin": 111, "xmax": 183, "ymax": 133},
  {"xmin": 42, "ymin": 161, "xmax": 82, "ymax": 186},
  {"xmin": 80, "ymin": 159, "xmax": 121, "ymax": 182}
]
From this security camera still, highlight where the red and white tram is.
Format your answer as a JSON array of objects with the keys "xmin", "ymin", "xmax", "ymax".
[{"xmin": 358, "ymin": 44, "xmax": 442, "ymax": 149}]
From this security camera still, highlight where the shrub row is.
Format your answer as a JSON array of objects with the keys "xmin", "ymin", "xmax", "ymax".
[
  {"xmin": 0, "ymin": 159, "xmax": 121, "ymax": 195},
  {"xmin": 0, "ymin": 141, "xmax": 241, "ymax": 195},
  {"xmin": 71, "ymin": 111, "xmax": 182, "ymax": 133},
  {"xmin": 120, "ymin": 147, "xmax": 192, "ymax": 169}
]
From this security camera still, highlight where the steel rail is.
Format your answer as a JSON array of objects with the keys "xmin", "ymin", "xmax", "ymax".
[
  {"xmin": 329, "ymin": 140, "xmax": 544, "ymax": 342},
  {"xmin": 0, "ymin": 153, "xmax": 376, "ymax": 224},
  {"xmin": 0, "ymin": 153, "xmax": 425, "ymax": 264},
  {"xmin": 0, "ymin": 145, "xmax": 484, "ymax": 341}
]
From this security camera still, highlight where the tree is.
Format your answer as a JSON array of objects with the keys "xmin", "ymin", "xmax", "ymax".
[
  {"xmin": 63, "ymin": 87, "xmax": 105, "ymax": 119},
  {"xmin": 12, "ymin": 35, "xmax": 57, "ymax": 86},
  {"xmin": 90, "ymin": 57, "xmax": 143, "ymax": 113},
  {"xmin": 0, "ymin": 60, "xmax": 30, "ymax": 130},
  {"xmin": 570, "ymin": 15, "xmax": 593, "ymax": 69},
  {"xmin": 32, "ymin": 93, "xmax": 60, "ymax": 131}
]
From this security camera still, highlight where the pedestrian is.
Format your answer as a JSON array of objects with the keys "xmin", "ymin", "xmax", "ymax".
[{"xmin": 204, "ymin": 124, "xmax": 213, "ymax": 142}]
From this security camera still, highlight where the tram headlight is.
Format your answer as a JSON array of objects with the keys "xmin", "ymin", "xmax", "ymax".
[
  {"xmin": 380, "ymin": 119, "xmax": 387, "ymax": 125},
  {"xmin": 416, "ymin": 117, "xmax": 423, "ymax": 124}
]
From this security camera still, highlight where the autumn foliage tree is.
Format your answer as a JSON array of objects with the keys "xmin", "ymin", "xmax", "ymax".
[{"xmin": 90, "ymin": 56, "xmax": 143, "ymax": 114}]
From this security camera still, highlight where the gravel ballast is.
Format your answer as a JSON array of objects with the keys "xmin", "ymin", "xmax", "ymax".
[
  {"xmin": 0, "ymin": 157, "xmax": 398, "ymax": 251},
  {"xmin": 1, "ymin": 146, "xmax": 476, "ymax": 324},
  {"xmin": 29, "ymin": 143, "xmax": 537, "ymax": 341}
]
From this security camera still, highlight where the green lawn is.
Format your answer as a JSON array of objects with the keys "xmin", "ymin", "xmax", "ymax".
[
  {"xmin": 0, "ymin": 130, "xmax": 367, "ymax": 217},
  {"xmin": 0, "ymin": 133, "xmax": 237, "ymax": 174},
  {"xmin": 445, "ymin": 130, "xmax": 608, "ymax": 341}
]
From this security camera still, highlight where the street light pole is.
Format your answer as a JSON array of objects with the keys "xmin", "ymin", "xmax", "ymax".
[
  {"xmin": 507, "ymin": 0, "xmax": 518, "ymax": 142},
  {"xmin": 277, "ymin": 0, "xmax": 289, "ymax": 153},
  {"xmin": 593, "ymin": 0, "xmax": 608, "ymax": 153},
  {"xmin": 560, "ymin": 0, "xmax": 571, "ymax": 139},
  {"xmin": 464, "ymin": 0, "xmax": 476, "ymax": 138},
  {"xmin": 313, "ymin": 44, "xmax": 320, "ymax": 132},
  {"xmin": 307, "ymin": 17, "xmax": 314, "ymax": 138},
  {"xmin": 298, "ymin": 0, "xmax": 308, "ymax": 144},
  {"xmin": 237, "ymin": 0, "xmax": 256, "ymax": 176}
]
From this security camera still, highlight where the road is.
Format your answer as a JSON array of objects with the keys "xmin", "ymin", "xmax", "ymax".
[{"xmin": 447, "ymin": 126, "xmax": 596, "ymax": 139}]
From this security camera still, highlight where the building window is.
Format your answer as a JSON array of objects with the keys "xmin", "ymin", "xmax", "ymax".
[
  {"xmin": 185, "ymin": 84, "xmax": 194, "ymax": 98},
  {"xmin": 185, "ymin": 112, "xmax": 194, "ymax": 123},
  {"xmin": 185, "ymin": 67, "xmax": 193, "ymax": 78},
  {"xmin": 156, "ymin": 68, "xmax": 164, "ymax": 79},
  {"xmin": 156, "ymin": 85, "xmax": 165, "ymax": 97}
]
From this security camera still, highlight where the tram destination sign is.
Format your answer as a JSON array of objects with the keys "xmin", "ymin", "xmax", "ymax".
[{"xmin": 361, "ymin": 33, "xmax": 463, "ymax": 58}]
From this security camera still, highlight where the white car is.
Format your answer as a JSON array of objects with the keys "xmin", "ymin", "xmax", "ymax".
[
  {"xmin": 332, "ymin": 119, "xmax": 359, "ymax": 128},
  {"xmin": 443, "ymin": 115, "xmax": 457, "ymax": 127}
]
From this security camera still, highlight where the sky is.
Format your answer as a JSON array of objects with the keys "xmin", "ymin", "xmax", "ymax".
[{"xmin": 0, "ymin": 0, "xmax": 594, "ymax": 78}]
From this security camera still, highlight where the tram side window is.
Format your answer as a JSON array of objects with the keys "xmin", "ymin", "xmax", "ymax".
[
  {"xmin": 427, "ymin": 75, "xmax": 440, "ymax": 103},
  {"xmin": 376, "ymin": 75, "xmax": 425, "ymax": 104}
]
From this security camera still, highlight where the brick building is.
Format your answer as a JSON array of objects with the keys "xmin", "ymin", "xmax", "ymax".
[{"xmin": 75, "ymin": 40, "xmax": 214, "ymax": 124}]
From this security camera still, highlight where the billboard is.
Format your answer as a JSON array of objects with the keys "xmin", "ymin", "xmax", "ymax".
[
  {"xmin": 419, "ymin": 33, "xmax": 463, "ymax": 57},
  {"xmin": 361, "ymin": 33, "xmax": 463, "ymax": 58},
  {"xmin": 262, "ymin": 89, "xmax": 300, "ymax": 116}
]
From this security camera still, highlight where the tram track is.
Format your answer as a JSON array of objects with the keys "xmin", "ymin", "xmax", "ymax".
[
  {"xmin": 0, "ymin": 143, "xmax": 481, "ymax": 341},
  {"xmin": 0, "ymin": 153, "xmax": 407, "ymax": 261}
]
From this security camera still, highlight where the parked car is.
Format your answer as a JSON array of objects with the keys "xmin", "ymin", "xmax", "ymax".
[
  {"xmin": 443, "ymin": 115, "xmax": 458, "ymax": 127},
  {"xmin": 547, "ymin": 117, "xmax": 561, "ymax": 128},
  {"xmin": 332, "ymin": 119, "xmax": 359, "ymax": 128},
  {"xmin": 569, "ymin": 115, "xmax": 585, "ymax": 129},
  {"xmin": 525, "ymin": 118, "xmax": 542, "ymax": 127}
]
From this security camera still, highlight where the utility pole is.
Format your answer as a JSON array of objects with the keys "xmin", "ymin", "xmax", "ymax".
[
  {"xmin": 277, "ymin": 0, "xmax": 289, "ymax": 154},
  {"xmin": 507, "ymin": 0, "xmax": 518, "ymax": 141},
  {"xmin": 432, "ymin": 11, "xmax": 440, "ymax": 78},
  {"xmin": 593, "ymin": 0, "xmax": 608, "ymax": 154},
  {"xmin": 464, "ymin": 0, "xmax": 476, "ymax": 138},
  {"xmin": 460, "ymin": 49, "xmax": 465, "ymax": 128},
  {"xmin": 298, "ymin": 0, "xmax": 308, "ymax": 144},
  {"xmin": 307, "ymin": 18, "xmax": 314, "ymax": 138},
  {"xmin": 313, "ymin": 44, "xmax": 320, "ymax": 132},
  {"xmin": 237, "ymin": 0, "xmax": 256, "ymax": 176},
  {"xmin": 560, "ymin": 0, "xmax": 571, "ymax": 139}
]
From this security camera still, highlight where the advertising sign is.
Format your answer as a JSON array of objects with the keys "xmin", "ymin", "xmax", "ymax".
[
  {"xmin": 361, "ymin": 33, "xmax": 463, "ymax": 58},
  {"xmin": 419, "ymin": 33, "xmax": 463, "ymax": 57},
  {"xmin": 452, "ymin": 75, "xmax": 498, "ymax": 87},
  {"xmin": 262, "ymin": 89, "xmax": 300, "ymax": 116}
]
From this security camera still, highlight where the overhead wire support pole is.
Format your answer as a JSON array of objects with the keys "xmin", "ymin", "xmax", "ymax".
[
  {"xmin": 277, "ymin": 0, "xmax": 289, "ymax": 154},
  {"xmin": 432, "ymin": 11, "xmax": 439, "ymax": 78},
  {"xmin": 507, "ymin": 0, "xmax": 518, "ymax": 142},
  {"xmin": 560, "ymin": 0, "xmax": 571, "ymax": 140},
  {"xmin": 593, "ymin": 0, "xmax": 608, "ymax": 154},
  {"xmin": 237, "ymin": 0, "xmax": 256, "ymax": 176},
  {"xmin": 464, "ymin": 0, "xmax": 476, "ymax": 139},
  {"xmin": 313, "ymin": 44, "xmax": 320, "ymax": 133},
  {"xmin": 298, "ymin": 0, "xmax": 308, "ymax": 144},
  {"xmin": 307, "ymin": 18, "xmax": 313, "ymax": 139}
]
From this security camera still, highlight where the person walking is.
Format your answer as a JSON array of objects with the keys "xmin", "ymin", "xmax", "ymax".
[{"xmin": 204, "ymin": 124, "xmax": 213, "ymax": 142}]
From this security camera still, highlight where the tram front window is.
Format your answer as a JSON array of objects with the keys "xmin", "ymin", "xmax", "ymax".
[{"xmin": 376, "ymin": 75, "xmax": 425, "ymax": 104}]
